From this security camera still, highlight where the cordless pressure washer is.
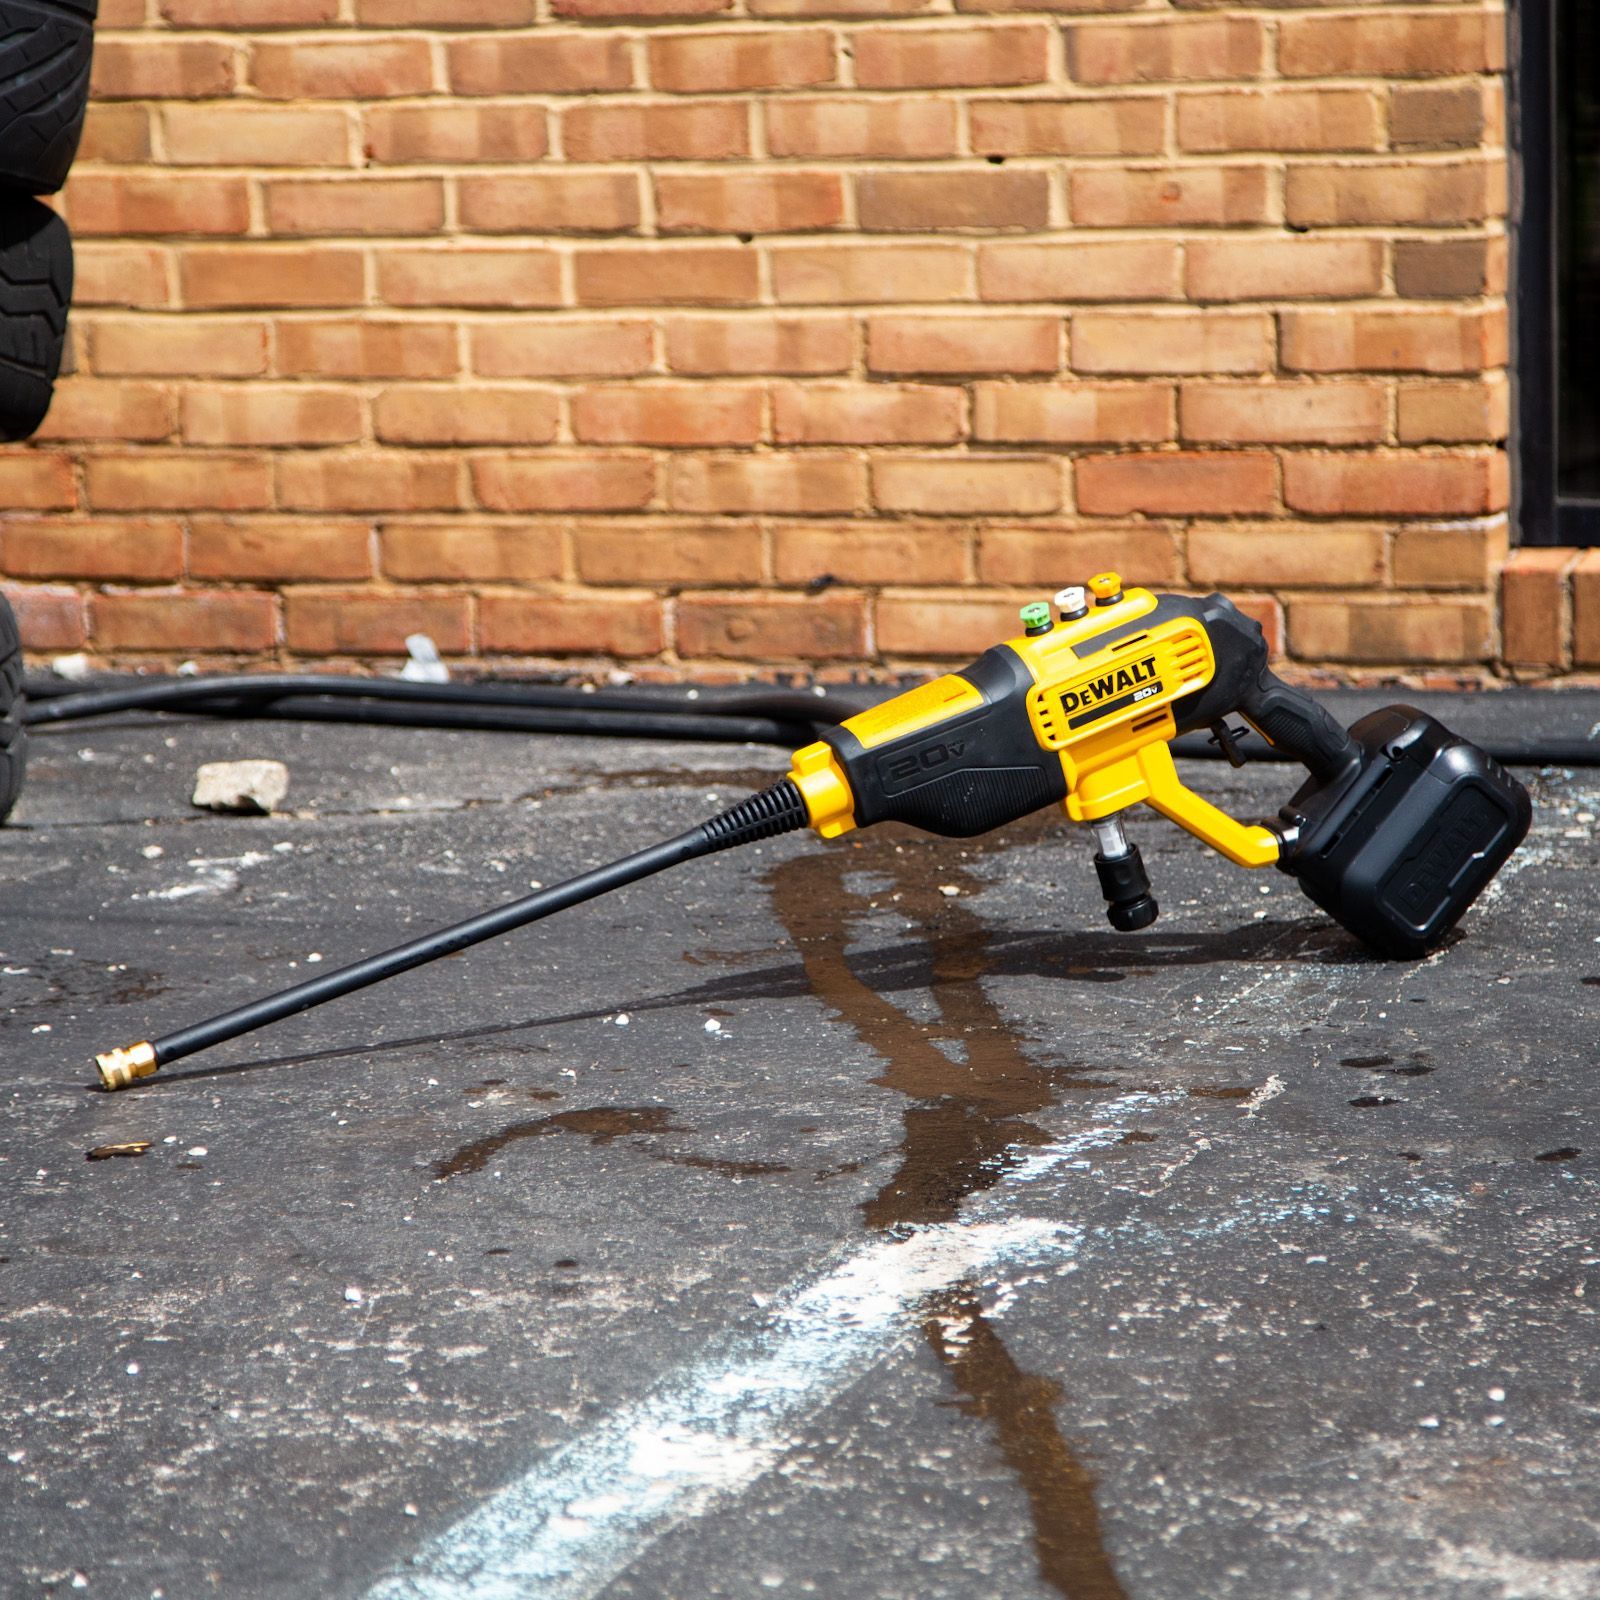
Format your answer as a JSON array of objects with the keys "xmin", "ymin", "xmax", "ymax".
[{"xmin": 94, "ymin": 574, "xmax": 1532, "ymax": 1091}]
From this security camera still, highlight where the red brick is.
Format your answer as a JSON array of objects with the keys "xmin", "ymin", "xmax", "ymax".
[
  {"xmin": 0, "ymin": 455, "xmax": 76, "ymax": 510},
  {"xmin": 1070, "ymin": 165, "xmax": 1272, "ymax": 228},
  {"xmin": 382, "ymin": 523, "xmax": 564, "ymax": 583},
  {"xmin": 474, "ymin": 454, "xmax": 657, "ymax": 513},
  {"xmin": 575, "ymin": 246, "xmax": 760, "ymax": 307},
  {"xmin": 977, "ymin": 524, "xmax": 1182, "ymax": 587},
  {"xmin": 857, "ymin": 170, "xmax": 1048, "ymax": 232},
  {"xmin": 677, "ymin": 592, "xmax": 865, "ymax": 659},
  {"xmin": 265, "ymin": 178, "xmax": 445, "ymax": 237},
  {"xmin": 1283, "ymin": 310, "xmax": 1505, "ymax": 375},
  {"xmin": 978, "ymin": 240, "xmax": 1178, "ymax": 303},
  {"xmin": 359, "ymin": 0, "xmax": 534, "ymax": 21},
  {"xmin": 772, "ymin": 523, "xmax": 969, "ymax": 587},
  {"xmin": 1285, "ymin": 161, "xmax": 1493, "ymax": 228},
  {"xmin": 180, "ymin": 247, "xmax": 366, "ymax": 310},
  {"xmin": 1393, "ymin": 238, "xmax": 1490, "ymax": 300},
  {"xmin": 1, "ymin": 585, "xmax": 86, "ymax": 651},
  {"xmin": 285, "ymin": 590, "xmax": 470, "ymax": 656},
  {"xmin": 377, "ymin": 247, "xmax": 563, "ymax": 309},
  {"xmin": 251, "ymin": 38, "xmax": 436, "ymax": 99},
  {"xmin": 77, "ymin": 104, "xmax": 154, "ymax": 164},
  {"xmin": 668, "ymin": 454, "xmax": 864, "ymax": 514},
  {"xmin": 872, "ymin": 456, "xmax": 1060, "ymax": 516},
  {"xmin": 868, "ymin": 315, "xmax": 1059, "ymax": 375},
  {"xmin": 373, "ymin": 387, "xmax": 561, "ymax": 446},
  {"xmin": 163, "ymin": 106, "xmax": 353, "ymax": 167},
  {"xmin": 766, "ymin": 98, "xmax": 956, "ymax": 160},
  {"xmin": 656, "ymin": 171, "xmax": 846, "ymax": 234},
  {"xmin": 852, "ymin": 24, "xmax": 1049, "ymax": 88},
  {"xmin": 183, "ymin": 385, "xmax": 365, "ymax": 447},
  {"xmin": 1279, "ymin": 13, "xmax": 1501, "ymax": 80},
  {"xmin": 162, "ymin": 0, "xmax": 339, "ymax": 22},
  {"xmin": 189, "ymin": 518, "xmax": 374, "ymax": 581},
  {"xmin": 773, "ymin": 382, "xmax": 963, "ymax": 445},
  {"xmin": 1396, "ymin": 378, "xmax": 1510, "ymax": 445},
  {"xmin": 1074, "ymin": 312, "xmax": 1272, "ymax": 376},
  {"xmin": 971, "ymin": 97, "xmax": 1164, "ymax": 158},
  {"xmin": 278, "ymin": 453, "xmax": 464, "ymax": 512},
  {"xmin": 32, "ymin": 381, "xmax": 178, "ymax": 443},
  {"xmin": 94, "ymin": 591, "xmax": 277, "ymax": 653},
  {"xmin": 1067, "ymin": 18, "xmax": 1266, "ymax": 85},
  {"xmin": 365, "ymin": 106, "xmax": 549, "ymax": 165},
  {"xmin": 973, "ymin": 382, "xmax": 1171, "ymax": 444},
  {"xmin": 448, "ymin": 34, "xmax": 633, "ymax": 95},
  {"xmin": 573, "ymin": 525, "xmax": 764, "ymax": 585},
  {"xmin": 91, "ymin": 39, "xmax": 236, "ymax": 100},
  {"xmin": 1185, "ymin": 238, "xmax": 1383, "ymax": 303},
  {"xmin": 1571, "ymin": 552, "xmax": 1600, "ymax": 669},
  {"xmin": 1177, "ymin": 89, "xmax": 1381, "ymax": 154},
  {"xmin": 770, "ymin": 244, "xmax": 972, "ymax": 304},
  {"xmin": 562, "ymin": 102, "xmax": 748, "ymax": 162},
  {"xmin": 749, "ymin": 0, "xmax": 923, "ymax": 14},
  {"xmin": 1283, "ymin": 452, "xmax": 1506, "ymax": 518},
  {"xmin": 275, "ymin": 318, "xmax": 460, "ymax": 380},
  {"xmin": 1499, "ymin": 549, "xmax": 1575, "ymax": 670},
  {"xmin": 458, "ymin": 173, "xmax": 641, "ymax": 234},
  {"xmin": 73, "ymin": 245, "xmax": 173, "ymax": 309},
  {"xmin": 479, "ymin": 593, "xmax": 664, "ymax": 657},
  {"xmin": 473, "ymin": 320, "xmax": 656, "ymax": 378},
  {"xmin": 1187, "ymin": 525, "xmax": 1385, "ymax": 590},
  {"xmin": 1392, "ymin": 521, "xmax": 1508, "ymax": 591},
  {"xmin": 876, "ymin": 594, "xmax": 1023, "ymax": 659},
  {"xmin": 1076, "ymin": 451, "xmax": 1278, "ymax": 516},
  {"xmin": 66, "ymin": 174, "xmax": 249, "ymax": 237},
  {"xmin": 1390, "ymin": 83, "xmax": 1486, "ymax": 150},
  {"xmin": 1, "ymin": 519, "xmax": 184, "ymax": 581},
  {"xmin": 1290, "ymin": 600, "xmax": 1492, "ymax": 666},
  {"xmin": 649, "ymin": 30, "xmax": 836, "ymax": 93},
  {"xmin": 85, "ymin": 453, "xmax": 273, "ymax": 512},
  {"xmin": 1180, "ymin": 382, "xmax": 1387, "ymax": 446},
  {"xmin": 664, "ymin": 314, "xmax": 851, "ymax": 374},
  {"xmin": 554, "ymin": 0, "xmax": 730, "ymax": 18},
  {"xmin": 572, "ymin": 384, "xmax": 764, "ymax": 446}
]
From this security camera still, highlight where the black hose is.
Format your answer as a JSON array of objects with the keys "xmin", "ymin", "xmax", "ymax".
[
  {"xmin": 23, "ymin": 673, "xmax": 880, "ymax": 727},
  {"xmin": 130, "ymin": 780, "xmax": 810, "ymax": 1076}
]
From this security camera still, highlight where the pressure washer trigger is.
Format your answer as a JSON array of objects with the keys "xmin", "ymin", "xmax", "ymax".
[{"xmin": 1208, "ymin": 721, "xmax": 1251, "ymax": 769}]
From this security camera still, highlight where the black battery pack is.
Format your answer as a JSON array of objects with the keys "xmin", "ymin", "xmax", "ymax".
[{"xmin": 1276, "ymin": 705, "xmax": 1532, "ymax": 959}]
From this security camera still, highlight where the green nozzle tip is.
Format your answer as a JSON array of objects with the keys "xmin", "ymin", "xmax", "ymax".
[{"xmin": 1020, "ymin": 602, "xmax": 1052, "ymax": 635}]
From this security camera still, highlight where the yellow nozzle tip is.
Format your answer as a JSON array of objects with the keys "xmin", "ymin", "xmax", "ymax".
[{"xmin": 95, "ymin": 1042, "xmax": 158, "ymax": 1092}]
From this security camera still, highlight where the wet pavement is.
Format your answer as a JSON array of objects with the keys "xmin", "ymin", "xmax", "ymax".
[{"xmin": 2, "ymin": 693, "xmax": 1598, "ymax": 1599}]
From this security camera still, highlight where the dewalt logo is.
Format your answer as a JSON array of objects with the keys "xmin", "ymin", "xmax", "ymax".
[{"xmin": 1059, "ymin": 655, "xmax": 1161, "ymax": 718}]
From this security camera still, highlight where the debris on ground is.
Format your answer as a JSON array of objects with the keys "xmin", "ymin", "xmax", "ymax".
[{"xmin": 191, "ymin": 759, "xmax": 290, "ymax": 815}]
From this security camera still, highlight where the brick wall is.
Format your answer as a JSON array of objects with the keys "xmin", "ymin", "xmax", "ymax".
[{"xmin": 1, "ymin": 0, "xmax": 1548, "ymax": 678}]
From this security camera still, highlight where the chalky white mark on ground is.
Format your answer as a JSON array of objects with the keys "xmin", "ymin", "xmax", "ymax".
[{"xmin": 364, "ymin": 1093, "xmax": 1178, "ymax": 1600}]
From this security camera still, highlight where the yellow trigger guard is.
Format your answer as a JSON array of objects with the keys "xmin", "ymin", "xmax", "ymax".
[{"xmin": 1075, "ymin": 741, "xmax": 1280, "ymax": 869}]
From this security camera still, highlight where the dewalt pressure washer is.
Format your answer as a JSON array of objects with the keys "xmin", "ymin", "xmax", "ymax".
[{"xmin": 94, "ymin": 574, "xmax": 1532, "ymax": 1091}]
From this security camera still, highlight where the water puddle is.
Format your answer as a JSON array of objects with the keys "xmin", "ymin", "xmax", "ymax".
[{"xmin": 766, "ymin": 824, "xmax": 1130, "ymax": 1598}]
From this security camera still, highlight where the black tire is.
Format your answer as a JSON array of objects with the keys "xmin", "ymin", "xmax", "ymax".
[
  {"xmin": 0, "ymin": 0, "xmax": 97, "ymax": 196},
  {"xmin": 0, "ymin": 591, "xmax": 26, "ymax": 825},
  {"xmin": 0, "ymin": 196, "xmax": 71, "ymax": 442}
]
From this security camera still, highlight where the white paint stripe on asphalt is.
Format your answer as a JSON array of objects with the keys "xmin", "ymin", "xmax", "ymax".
[{"xmin": 363, "ymin": 1091, "xmax": 1177, "ymax": 1600}]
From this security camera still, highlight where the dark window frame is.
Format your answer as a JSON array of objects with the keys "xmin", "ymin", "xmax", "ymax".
[{"xmin": 1513, "ymin": 0, "xmax": 1600, "ymax": 546}]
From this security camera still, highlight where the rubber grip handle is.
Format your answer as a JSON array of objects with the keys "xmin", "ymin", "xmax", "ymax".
[{"xmin": 1237, "ymin": 666, "xmax": 1359, "ymax": 783}]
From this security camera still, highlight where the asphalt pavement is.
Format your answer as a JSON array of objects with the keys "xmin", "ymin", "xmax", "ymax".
[{"xmin": 1, "ymin": 690, "xmax": 1598, "ymax": 1600}]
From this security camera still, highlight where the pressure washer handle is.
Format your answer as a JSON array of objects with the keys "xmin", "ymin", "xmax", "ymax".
[{"xmin": 1235, "ymin": 663, "xmax": 1359, "ymax": 784}]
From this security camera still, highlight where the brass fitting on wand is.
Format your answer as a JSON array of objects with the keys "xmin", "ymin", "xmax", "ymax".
[{"xmin": 96, "ymin": 1042, "xmax": 159, "ymax": 1092}]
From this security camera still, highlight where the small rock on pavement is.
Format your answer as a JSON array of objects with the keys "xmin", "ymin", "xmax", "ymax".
[{"xmin": 192, "ymin": 760, "xmax": 290, "ymax": 816}]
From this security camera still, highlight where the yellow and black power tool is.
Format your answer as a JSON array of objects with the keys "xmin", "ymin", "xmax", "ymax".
[{"xmin": 95, "ymin": 575, "xmax": 1531, "ymax": 1091}]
